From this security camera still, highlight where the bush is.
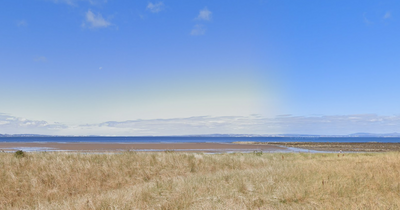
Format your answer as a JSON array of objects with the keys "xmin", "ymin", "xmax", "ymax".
[
  {"xmin": 253, "ymin": 150, "xmax": 263, "ymax": 156},
  {"xmin": 15, "ymin": 150, "xmax": 25, "ymax": 158}
]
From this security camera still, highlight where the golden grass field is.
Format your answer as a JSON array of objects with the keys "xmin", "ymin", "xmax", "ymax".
[{"xmin": 2, "ymin": 151, "xmax": 400, "ymax": 209}]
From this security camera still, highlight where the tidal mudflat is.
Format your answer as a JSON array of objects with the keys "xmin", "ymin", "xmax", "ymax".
[
  {"xmin": 0, "ymin": 142, "xmax": 286, "ymax": 153},
  {"xmin": 234, "ymin": 141, "xmax": 400, "ymax": 152}
]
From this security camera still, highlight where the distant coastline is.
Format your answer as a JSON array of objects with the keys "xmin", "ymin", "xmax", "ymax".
[{"xmin": 2, "ymin": 132, "xmax": 400, "ymax": 138}]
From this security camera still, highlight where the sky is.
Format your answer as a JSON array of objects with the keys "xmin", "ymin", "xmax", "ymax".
[{"xmin": 1, "ymin": 0, "xmax": 400, "ymax": 135}]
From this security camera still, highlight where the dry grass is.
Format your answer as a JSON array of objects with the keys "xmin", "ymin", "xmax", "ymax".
[{"xmin": 1, "ymin": 151, "xmax": 400, "ymax": 209}]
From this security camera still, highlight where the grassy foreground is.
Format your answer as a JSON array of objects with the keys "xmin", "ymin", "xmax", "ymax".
[{"xmin": 1, "ymin": 152, "xmax": 400, "ymax": 209}]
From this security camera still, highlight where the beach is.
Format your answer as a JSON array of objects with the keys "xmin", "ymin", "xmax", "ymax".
[
  {"xmin": 0, "ymin": 142, "xmax": 286, "ymax": 153},
  {"xmin": 234, "ymin": 142, "xmax": 400, "ymax": 152},
  {"xmin": 3, "ymin": 141, "xmax": 400, "ymax": 153}
]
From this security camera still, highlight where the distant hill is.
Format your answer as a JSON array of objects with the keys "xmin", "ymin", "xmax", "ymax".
[
  {"xmin": 0, "ymin": 134, "xmax": 52, "ymax": 137},
  {"xmin": 1, "ymin": 133, "xmax": 400, "ymax": 138},
  {"xmin": 347, "ymin": 133, "xmax": 400, "ymax": 137}
]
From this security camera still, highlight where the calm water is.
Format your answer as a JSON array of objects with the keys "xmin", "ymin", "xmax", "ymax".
[{"xmin": 1, "ymin": 136, "xmax": 400, "ymax": 143}]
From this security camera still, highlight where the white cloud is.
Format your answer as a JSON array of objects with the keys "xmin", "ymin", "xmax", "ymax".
[
  {"xmin": 83, "ymin": 10, "xmax": 111, "ymax": 28},
  {"xmin": 16, "ymin": 20, "xmax": 27, "ymax": 27},
  {"xmin": 147, "ymin": 2, "xmax": 164, "ymax": 13},
  {"xmin": 190, "ymin": 24, "xmax": 206, "ymax": 36},
  {"xmin": 80, "ymin": 114, "xmax": 400, "ymax": 136},
  {"xmin": 3, "ymin": 113, "xmax": 400, "ymax": 136},
  {"xmin": 196, "ymin": 7, "xmax": 212, "ymax": 21},
  {"xmin": 0, "ymin": 114, "xmax": 67, "ymax": 134},
  {"xmin": 95, "ymin": 114, "xmax": 400, "ymax": 135},
  {"xmin": 384, "ymin": 11, "xmax": 391, "ymax": 19},
  {"xmin": 90, "ymin": 115, "xmax": 266, "ymax": 135},
  {"xmin": 190, "ymin": 8, "xmax": 212, "ymax": 35},
  {"xmin": 34, "ymin": 56, "xmax": 48, "ymax": 62}
]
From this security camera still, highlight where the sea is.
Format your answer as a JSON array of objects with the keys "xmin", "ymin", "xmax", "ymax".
[{"xmin": 1, "ymin": 136, "xmax": 400, "ymax": 143}]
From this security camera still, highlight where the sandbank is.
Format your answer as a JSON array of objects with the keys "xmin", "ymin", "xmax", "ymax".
[{"xmin": 0, "ymin": 142, "xmax": 286, "ymax": 153}]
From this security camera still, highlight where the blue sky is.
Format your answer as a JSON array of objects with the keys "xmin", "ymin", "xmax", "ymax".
[{"xmin": 1, "ymin": 0, "xmax": 400, "ymax": 135}]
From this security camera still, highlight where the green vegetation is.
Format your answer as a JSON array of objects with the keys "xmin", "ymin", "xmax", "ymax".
[{"xmin": 14, "ymin": 150, "xmax": 25, "ymax": 158}]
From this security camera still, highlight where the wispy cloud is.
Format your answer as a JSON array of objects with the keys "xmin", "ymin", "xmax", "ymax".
[
  {"xmin": 0, "ymin": 114, "xmax": 67, "ymax": 134},
  {"xmin": 34, "ymin": 56, "xmax": 48, "ymax": 62},
  {"xmin": 2, "ymin": 114, "xmax": 400, "ymax": 136},
  {"xmin": 79, "ymin": 114, "xmax": 400, "ymax": 136},
  {"xmin": 85, "ymin": 115, "xmax": 267, "ymax": 135},
  {"xmin": 384, "ymin": 11, "xmax": 391, "ymax": 19},
  {"xmin": 190, "ymin": 24, "xmax": 206, "ymax": 36},
  {"xmin": 16, "ymin": 20, "xmax": 27, "ymax": 27},
  {"xmin": 190, "ymin": 7, "xmax": 212, "ymax": 35},
  {"xmin": 83, "ymin": 10, "xmax": 111, "ymax": 28},
  {"xmin": 196, "ymin": 7, "xmax": 212, "ymax": 21},
  {"xmin": 363, "ymin": 13, "xmax": 373, "ymax": 25},
  {"xmin": 147, "ymin": 2, "xmax": 164, "ymax": 13}
]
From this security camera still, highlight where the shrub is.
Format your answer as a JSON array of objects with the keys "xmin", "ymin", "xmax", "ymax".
[
  {"xmin": 14, "ymin": 150, "xmax": 25, "ymax": 158},
  {"xmin": 253, "ymin": 150, "xmax": 263, "ymax": 156}
]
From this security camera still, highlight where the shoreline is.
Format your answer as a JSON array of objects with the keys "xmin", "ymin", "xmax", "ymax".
[
  {"xmin": 0, "ymin": 142, "xmax": 287, "ymax": 153},
  {"xmin": 234, "ymin": 142, "xmax": 400, "ymax": 152},
  {"xmin": 3, "ymin": 141, "xmax": 399, "ymax": 153}
]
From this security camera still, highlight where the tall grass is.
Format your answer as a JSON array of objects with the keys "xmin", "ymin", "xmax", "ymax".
[{"xmin": 1, "ymin": 152, "xmax": 400, "ymax": 209}]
